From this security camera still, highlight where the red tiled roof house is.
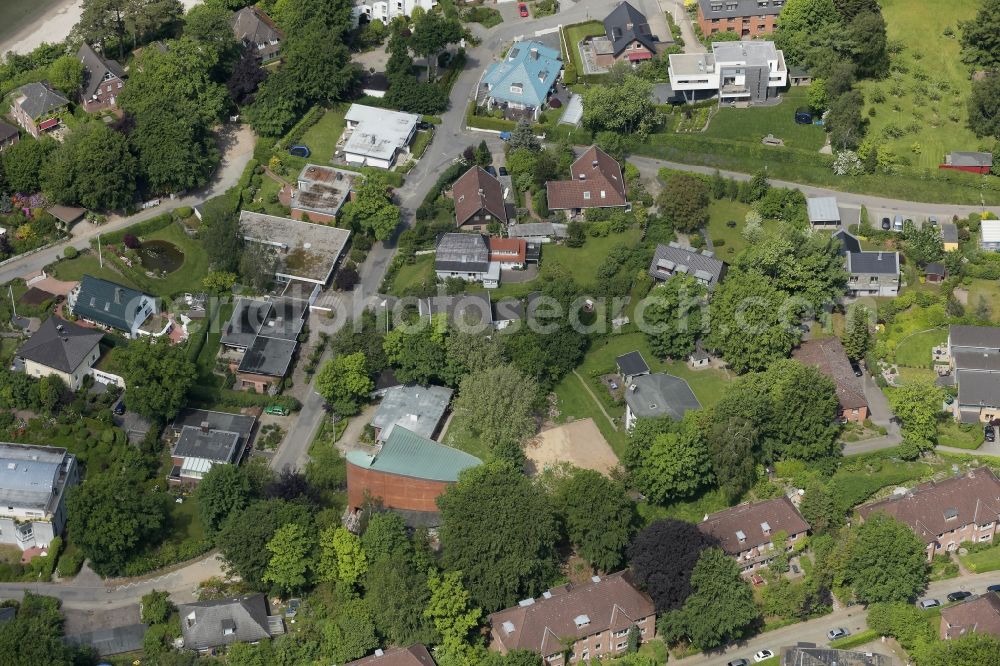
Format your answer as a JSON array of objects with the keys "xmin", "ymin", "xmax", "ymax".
[
  {"xmin": 489, "ymin": 237, "xmax": 527, "ymax": 269},
  {"xmin": 546, "ymin": 146, "xmax": 627, "ymax": 217},
  {"xmin": 698, "ymin": 497, "xmax": 810, "ymax": 573},
  {"xmin": 346, "ymin": 644, "xmax": 436, "ymax": 665},
  {"xmin": 940, "ymin": 594, "xmax": 1000, "ymax": 640},
  {"xmin": 488, "ymin": 571, "xmax": 655, "ymax": 665},
  {"xmin": 858, "ymin": 467, "xmax": 1000, "ymax": 562}
]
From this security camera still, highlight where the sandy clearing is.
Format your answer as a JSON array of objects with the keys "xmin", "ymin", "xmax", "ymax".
[{"xmin": 525, "ymin": 418, "xmax": 620, "ymax": 477}]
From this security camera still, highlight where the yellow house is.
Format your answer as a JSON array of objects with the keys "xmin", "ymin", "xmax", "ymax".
[
  {"xmin": 942, "ymin": 222, "xmax": 959, "ymax": 252},
  {"xmin": 16, "ymin": 317, "xmax": 103, "ymax": 390}
]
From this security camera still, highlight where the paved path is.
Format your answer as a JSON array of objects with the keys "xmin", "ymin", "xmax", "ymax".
[
  {"xmin": 655, "ymin": 0, "xmax": 705, "ymax": 53},
  {"xmin": 843, "ymin": 375, "xmax": 902, "ymax": 455},
  {"xmin": 0, "ymin": 124, "xmax": 256, "ymax": 286},
  {"xmin": 938, "ymin": 442, "xmax": 1000, "ymax": 457}
]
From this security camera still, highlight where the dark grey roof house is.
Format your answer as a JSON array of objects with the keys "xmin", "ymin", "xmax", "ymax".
[
  {"xmin": 231, "ymin": 7, "xmax": 283, "ymax": 62},
  {"xmin": 179, "ymin": 594, "xmax": 283, "ymax": 653},
  {"xmin": 833, "ymin": 230, "xmax": 900, "ymax": 297},
  {"xmin": 603, "ymin": 1, "xmax": 658, "ymax": 56},
  {"xmin": 0, "ymin": 121, "xmax": 18, "ymax": 150},
  {"xmin": 220, "ymin": 297, "xmax": 308, "ymax": 388},
  {"xmin": 68, "ymin": 275, "xmax": 157, "ymax": 338},
  {"xmin": 948, "ymin": 325, "xmax": 1000, "ymax": 423},
  {"xmin": 649, "ymin": 242, "xmax": 726, "ymax": 291},
  {"xmin": 171, "ymin": 409, "xmax": 256, "ymax": 440},
  {"xmin": 65, "ymin": 624, "xmax": 148, "ymax": 656},
  {"xmin": 169, "ymin": 410, "xmax": 257, "ymax": 483},
  {"xmin": 434, "ymin": 233, "xmax": 491, "ymax": 274},
  {"xmin": 616, "ymin": 350, "xmax": 650, "ymax": 382},
  {"xmin": 9, "ymin": 81, "xmax": 69, "ymax": 138},
  {"xmin": 16, "ymin": 316, "xmax": 104, "ymax": 389},
  {"xmin": 77, "ymin": 43, "xmax": 126, "ymax": 111},
  {"xmin": 623, "ymin": 373, "xmax": 701, "ymax": 429}
]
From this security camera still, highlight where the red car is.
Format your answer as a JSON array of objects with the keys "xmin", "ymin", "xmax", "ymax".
[{"xmin": 518, "ymin": 3, "xmax": 529, "ymax": 17}]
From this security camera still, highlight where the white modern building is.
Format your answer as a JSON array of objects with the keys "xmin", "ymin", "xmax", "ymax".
[
  {"xmin": 351, "ymin": 0, "xmax": 436, "ymax": 26},
  {"xmin": 981, "ymin": 219, "xmax": 1000, "ymax": 252},
  {"xmin": 668, "ymin": 41, "xmax": 787, "ymax": 104},
  {"xmin": 341, "ymin": 104, "xmax": 419, "ymax": 169},
  {"xmin": 0, "ymin": 443, "xmax": 79, "ymax": 551}
]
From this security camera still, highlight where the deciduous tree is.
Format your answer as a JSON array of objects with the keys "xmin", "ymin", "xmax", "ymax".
[
  {"xmin": 42, "ymin": 122, "xmax": 137, "ymax": 210},
  {"xmin": 844, "ymin": 513, "xmax": 928, "ymax": 604},
  {"xmin": 365, "ymin": 550, "xmax": 436, "ymax": 646},
  {"xmin": 630, "ymin": 413, "xmax": 712, "ymax": 503},
  {"xmin": 339, "ymin": 171, "xmax": 399, "ymax": 241},
  {"xmin": 968, "ymin": 74, "xmax": 1000, "ymax": 140},
  {"xmin": 318, "ymin": 526, "xmax": 368, "ymax": 586},
  {"xmin": 670, "ymin": 547, "xmax": 759, "ymax": 650},
  {"xmin": 656, "ymin": 173, "xmax": 710, "ymax": 232},
  {"xmin": 450, "ymin": 365, "xmax": 538, "ymax": 464},
  {"xmin": 959, "ymin": 0, "xmax": 1000, "ymax": 71},
  {"xmin": 425, "ymin": 570, "xmax": 482, "ymax": 661},
  {"xmin": 628, "ymin": 519, "xmax": 718, "ymax": 612},
  {"xmin": 47, "ymin": 56, "xmax": 84, "ymax": 97},
  {"xmin": 263, "ymin": 523, "xmax": 314, "ymax": 594},
  {"xmin": 554, "ymin": 469, "xmax": 637, "ymax": 571},
  {"xmin": 216, "ymin": 499, "xmax": 312, "ymax": 587},
  {"xmin": 197, "ymin": 464, "xmax": 256, "ymax": 534},
  {"xmin": 887, "ymin": 380, "xmax": 942, "ymax": 443},
  {"xmin": 583, "ymin": 74, "xmax": 656, "ymax": 135},
  {"xmin": 641, "ymin": 273, "xmax": 707, "ymax": 359},
  {"xmin": 118, "ymin": 337, "xmax": 196, "ymax": 421},
  {"xmin": 315, "ymin": 352, "xmax": 373, "ymax": 417}
]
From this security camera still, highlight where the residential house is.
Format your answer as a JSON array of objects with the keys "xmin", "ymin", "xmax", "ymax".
[
  {"xmin": 16, "ymin": 316, "xmax": 104, "ymax": 390},
  {"xmin": 940, "ymin": 593, "xmax": 1000, "ymax": 640},
  {"xmin": 981, "ymin": 219, "xmax": 1000, "ymax": 252},
  {"xmin": 239, "ymin": 211, "xmax": 351, "ymax": 285},
  {"xmin": 489, "ymin": 237, "xmax": 527, "ymax": 269},
  {"xmin": 342, "ymin": 104, "xmax": 419, "ymax": 169},
  {"xmin": 0, "ymin": 443, "xmax": 78, "ymax": 551},
  {"xmin": 352, "ymin": 0, "xmax": 437, "ymax": 26},
  {"xmin": 941, "ymin": 223, "xmax": 959, "ymax": 252},
  {"xmin": 858, "ymin": 467, "xmax": 1000, "ymax": 561},
  {"xmin": 779, "ymin": 645, "xmax": 891, "ymax": 666},
  {"xmin": 434, "ymin": 233, "xmax": 500, "ymax": 287},
  {"xmin": 940, "ymin": 151, "xmax": 992, "ymax": 175},
  {"xmin": 791, "ymin": 338, "xmax": 869, "ymax": 423},
  {"xmin": 696, "ymin": 0, "xmax": 784, "ymax": 38},
  {"xmin": 371, "ymin": 384, "xmax": 453, "ymax": 442},
  {"xmin": 221, "ymin": 296, "xmax": 307, "ymax": 393},
  {"xmin": 65, "ymin": 622, "xmax": 149, "ymax": 657},
  {"xmin": 698, "ymin": 496, "xmax": 810, "ymax": 573},
  {"xmin": 668, "ymin": 41, "xmax": 787, "ymax": 104},
  {"xmin": 346, "ymin": 645, "xmax": 436, "ymax": 666},
  {"xmin": 0, "ymin": 121, "xmax": 18, "ymax": 150},
  {"xmin": 833, "ymin": 229, "xmax": 900, "ymax": 297},
  {"xmin": 77, "ymin": 43, "xmax": 125, "ymax": 112},
  {"xmin": 546, "ymin": 145, "xmax": 627, "ymax": 216},
  {"xmin": 925, "ymin": 262, "xmax": 946, "ymax": 283},
  {"xmin": 947, "ymin": 325, "xmax": 1000, "ymax": 423},
  {"xmin": 290, "ymin": 164, "xmax": 356, "ymax": 224},
  {"xmin": 479, "ymin": 41, "xmax": 562, "ymax": 121},
  {"xmin": 168, "ymin": 412, "xmax": 257, "ymax": 484},
  {"xmin": 806, "ymin": 196, "xmax": 841, "ymax": 227},
  {"xmin": 648, "ymin": 242, "xmax": 726, "ymax": 291},
  {"xmin": 623, "ymin": 373, "xmax": 701, "ymax": 430},
  {"xmin": 68, "ymin": 275, "xmax": 158, "ymax": 339},
  {"xmin": 488, "ymin": 570, "xmax": 656, "ymax": 664},
  {"xmin": 231, "ymin": 7, "xmax": 283, "ymax": 62},
  {"xmin": 616, "ymin": 350, "xmax": 650, "ymax": 384},
  {"xmin": 508, "ymin": 222, "xmax": 568, "ymax": 243},
  {"xmin": 418, "ymin": 293, "xmax": 495, "ymax": 330},
  {"xmin": 593, "ymin": 2, "xmax": 660, "ymax": 69},
  {"xmin": 346, "ymin": 426, "xmax": 481, "ymax": 527},
  {"xmin": 179, "ymin": 594, "xmax": 284, "ymax": 653},
  {"xmin": 453, "ymin": 166, "xmax": 509, "ymax": 230},
  {"xmin": 9, "ymin": 82, "xmax": 69, "ymax": 138}
]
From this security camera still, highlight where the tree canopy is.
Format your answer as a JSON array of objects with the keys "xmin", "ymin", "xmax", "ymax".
[
  {"xmin": 118, "ymin": 336, "xmax": 196, "ymax": 421},
  {"xmin": 641, "ymin": 273, "xmax": 707, "ymax": 359},
  {"xmin": 629, "ymin": 519, "xmax": 718, "ymax": 612},
  {"xmin": 315, "ymin": 352, "xmax": 373, "ymax": 417},
  {"xmin": 449, "ymin": 365, "xmax": 538, "ymax": 464},
  {"xmin": 844, "ymin": 513, "xmax": 929, "ymax": 604},
  {"xmin": 554, "ymin": 468, "xmax": 637, "ymax": 572}
]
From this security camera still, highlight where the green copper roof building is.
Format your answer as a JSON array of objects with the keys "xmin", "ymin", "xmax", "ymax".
[{"xmin": 346, "ymin": 426, "xmax": 481, "ymax": 483}]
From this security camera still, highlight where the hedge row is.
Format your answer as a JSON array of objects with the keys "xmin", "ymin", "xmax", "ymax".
[
  {"xmin": 99, "ymin": 213, "xmax": 174, "ymax": 245},
  {"xmin": 187, "ymin": 384, "xmax": 302, "ymax": 411},
  {"xmin": 829, "ymin": 629, "xmax": 879, "ymax": 650},
  {"xmin": 119, "ymin": 539, "xmax": 213, "ymax": 578},
  {"xmin": 274, "ymin": 105, "xmax": 325, "ymax": 151},
  {"xmin": 465, "ymin": 100, "xmax": 517, "ymax": 132}
]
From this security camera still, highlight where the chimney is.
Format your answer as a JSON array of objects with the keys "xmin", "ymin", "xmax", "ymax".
[
  {"xmin": 200, "ymin": 421, "xmax": 210, "ymax": 433},
  {"xmin": 531, "ymin": 48, "xmax": 538, "ymax": 60},
  {"xmin": 592, "ymin": 160, "xmax": 599, "ymax": 168}
]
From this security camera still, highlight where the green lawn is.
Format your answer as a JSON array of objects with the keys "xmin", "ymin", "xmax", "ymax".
[
  {"xmin": 893, "ymin": 327, "xmax": 947, "ymax": 367},
  {"xmin": 390, "ymin": 255, "xmax": 436, "ymax": 296},
  {"xmin": 562, "ymin": 21, "xmax": 605, "ymax": 75},
  {"xmin": 543, "ymin": 228, "xmax": 643, "ymax": 288},
  {"xmin": 960, "ymin": 542, "xmax": 1000, "ymax": 573},
  {"xmin": 256, "ymin": 175, "xmax": 291, "ymax": 217},
  {"xmin": 966, "ymin": 279, "xmax": 1000, "ymax": 323},
  {"xmin": 284, "ymin": 105, "xmax": 349, "ymax": 173},
  {"xmin": 937, "ymin": 420, "xmax": 982, "ymax": 450},
  {"xmin": 856, "ymin": 0, "xmax": 981, "ymax": 170},
  {"xmin": 411, "ymin": 130, "xmax": 433, "ymax": 159},
  {"xmin": 50, "ymin": 251, "xmax": 138, "ymax": 288},
  {"xmin": 704, "ymin": 198, "xmax": 780, "ymax": 258},
  {"xmin": 637, "ymin": 486, "xmax": 731, "ymax": 524},
  {"xmin": 703, "ymin": 87, "xmax": 826, "ymax": 152},
  {"xmin": 442, "ymin": 417, "xmax": 494, "ymax": 461},
  {"xmin": 552, "ymin": 372, "xmax": 629, "ymax": 456}
]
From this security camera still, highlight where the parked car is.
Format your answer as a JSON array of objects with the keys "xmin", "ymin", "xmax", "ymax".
[
  {"xmin": 518, "ymin": 2, "xmax": 529, "ymax": 16},
  {"xmin": 499, "ymin": 131, "xmax": 512, "ymax": 141},
  {"xmin": 918, "ymin": 598, "xmax": 940, "ymax": 609},
  {"xmin": 498, "ymin": 166, "xmax": 509, "ymax": 176},
  {"xmin": 417, "ymin": 121, "xmax": 432, "ymax": 130},
  {"xmin": 893, "ymin": 214, "xmax": 904, "ymax": 232},
  {"xmin": 265, "ymin": 405, "xmax": 290, "ymax": 416},
  {"xmin": 753, "ymin": 650, "xmax": 774, "ymax": 663},
  {"xmin": 827, "ymin": 628, "xmax": 849, "ymax": 640},
  {"xmin": 881, "ymin": 217, "xmax": 891, "ymax": 230},
  {"xmin": 948, "ymin": 591, "xmax": 973, "ymax": 602},
  {"xmin": 986, "ymin": 425, "xmax": 996, "ymax": 443},
  {"xmin": 113, "ymin": 401, "xmax": 126, "ymax": 416},
  {"xmin": 850, "ymin": 361, "xmax": 864, "ymax": 377},
  {"xmin": 727, "ymin": 660, "xmax": 750, "ymax": 666},
  {"xmin": 485, "ymin": 166, "xmax": 497, "ymax": 177},
  {"xmin": 928, "ymin": 215, "xmax": 939, "ymax": 227},
  {"xmin": 289, "ymin": 145, "xmax": 310, "ymax": 158},
  {"xmin": 987, "ymin": 584, "xmax": 1000, "ymax": 593}
]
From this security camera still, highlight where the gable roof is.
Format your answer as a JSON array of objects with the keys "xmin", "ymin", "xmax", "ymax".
[
  {"xmin": 482, "ymin": 40, "xmax": 562, "ymax": 108},
  {"xmin": 791, "ymin": 338, "xmax": 867, "ymax": 410},
  {"xmin": 179, "ymin": 594, "xmax": 277, "ymax": 651},
  {"xmin": 648, "ymin": 242, "xmax": 726, "ymax": 289},
  {"xmin": 623, "ymin": 373, "xmax": 701, "ymax": 420},
  {"xmin": 65, "ymin": 623, "xmax": 148, "ymax": 656},
  {"xmin": 951, "ymin": 324, "xmax": 1000, "ymax": 351},
  {"xmin": 697, "ymin": 0, "xmax": 783, "ymax": 19},
  {"xmin": 434, "ymin": 233, "xmax": 490, "ymax": 272},
  {"xmin": 858, "ymin": 467, "xmax": 1000, "ymax": 544},
  {"xmin": 832, "ymin": 229, "xmax": 862, "ymax": 254},
  {"xmin": 347, "ymin": 645, "xmax": 436, "ymax": 666},
  {"xmin": 941, "ymin": 222, "xmax": 959, "ymax": 243},
  {"xmin": 508, "ymin": 222, "xmax": 568, "ymax": 239},
  {"xmin": 982, "ymin": 219, "xmax": 1000, "ymax": 244},
  {"xmin": 237, "ymin": 335, "xmax": 298, "ymax": 377},
  {"xmin": 616, "ymin": 350, "xmax": 650, "ymax": 377},
  {"xmin": 488, "ymin": 237, "xmax": 526, "ymax": 264},
  {"xmin": 371, "ymin": 384, "xmax": 453, "ymax": 441},
  {"xmin": 346, "ymin": 426, "xmax": 481, "ymax": 482},
  {"xmin": 17, "ymin": 316, "xmax": 103, "ymax": 374},
  {"xmin": 0, "ymin": 121, "xmax": 17, "ymax": 143},
  {"xmin": 71, "ymin": 275, "xmax": 153, "ymax": 332},
  {"xmin": 171, "ymin": 409, "xmax": 256, "ymax": 440},
  {"xmin": 956, "ymin": 369, "xmax": 1000, "ymax": 408},
  {"xmin": 699, "ymin": 496, "xmax": 810, "ymax": 555},
  {"xmin": 847, "ymin": 250, "xmax": 899, "ymax": 275},
  {"xmin": 453, "ymin": 166, "xmax": 508, "ymax": 226},
  {"xmin": 941, "ymin": 593, "xmax": 1000, "ymax": 640},
  {"xmin": 488, "ymin": 571, "xmax": 654, "ymax": 657},
  {"xmin": 12, "ymin": 82, "xmax": 69, "ymax": 120},
  {"xmin": 925, "ymin": 261, "xmax": 946, "ymax": 276},
  {"xmin": 231, "ymin": 7, "xmax": 282, "ymax": 46},
  {"xmin": 546, "ymin": 146, "xmax": 627, "ymax": 210},
  {"xmin": 779, "ymin": 645, "xmax": 891, "ymax": 666},
  {"xmin": 77, "ymin": 43, "xmax": 125, "ymax": 100},
  {"xmin": 604, "ymin": 1, "xmax": 657, "ymax": 56}
]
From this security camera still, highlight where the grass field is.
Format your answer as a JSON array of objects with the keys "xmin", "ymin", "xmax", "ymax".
[
  {"xmin": 966, "ymin": 280, "xmax": 1000, "ymax": 323},
  {"xmin": 390, "ymin": 254, "xmax": 436, "ymax": 296},
  {"xmin": 960, "ymin": 541, "xmax": 1000, "ymax": 573},
  {"xmin": 284, "ymin": 105, "xmax": 349, "ymax": 173},
  {"xmin": 893, "ymin": 327, "xmax": 947, "ymax": 367},
  {"xmin": 937, "ymin": 420, "xmax": 982, "ymax": 449},
  {"xmin": 562, "ymin": 21, "xmax": 605, "ymax": 75},
  {"xmin": 256, "ymin": 176, "xmax": 291, "ymax": 217},
  {"xmin": 856, "ymin": 0, "xmax": 981, "ymax": 170},
  {"xmin": 704, "ymin": 87, "xmax": 826, "ymax": 152},
  {"xmin": 704, "ymin": 198, "xmax": 781, "ymax": 258}
]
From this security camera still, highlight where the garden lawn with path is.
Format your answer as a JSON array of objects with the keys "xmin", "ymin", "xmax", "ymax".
[
  {"xmin": 959, "ymin": 541, "xmax": 1000, "ymax": 574},
  {"xmin": 703, "ymin": 87, "xmax": 826, "ymax": 152}
]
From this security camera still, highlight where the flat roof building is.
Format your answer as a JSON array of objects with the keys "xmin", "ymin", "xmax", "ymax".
[
  {"xmin": 290, "ymin": 164, "xmax": 357, "ymax": 224},
  {"xmin": 371, "ymin": 384, "xmax": 453, "ymax": 442},
  {"xmin": 0, "ymin": 443, "xmax": 78, "ymax": 551},
  {"xmin": 668, "ymin": 41, "xmax": 787, "ymax": 104},
  {"xmin": 343, "ymin": 104, "xmax": 419, "ymax": 169},
  {"xmin": 623, "ymin": 373, "xmax": 701, "ymax": 430},
  {"xmin": 239, "ymin": 211, "xmax": 351, "ymax": 285}
]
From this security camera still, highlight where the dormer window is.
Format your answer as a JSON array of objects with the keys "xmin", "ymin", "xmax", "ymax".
[
  {"xmin": 944, "ymin": 508, "xmax": 959, "ymax": 521},
  {"xmin": 736, "ymin": 530, "xmax": 746, "ymax": 543},
  {"xmin": 574, "ymin": 614, "xmax": 591, "ymax": 628},
  {"xmin": 761, "ymin": 521, "xmax": 771, "ymax": 535},
  {"xmin": 510, "ymin": 83, "xmax": 523, "ymax": 94},
  {"xmin": 583, "ymin": 191, "xmax": 591, "ymax": 200}
]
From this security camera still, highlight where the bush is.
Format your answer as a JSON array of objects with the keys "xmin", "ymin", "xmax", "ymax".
[
  {"xmin": 63, "ymin": 246, "xmax": 78, "ymax": 259},
  {"xmin": 56, "ymin": 548, "xmax": 85, "ymax": 577},
  {"xmin": 173, "ymin": 206, "xmax": 193, "ymax": 220}
]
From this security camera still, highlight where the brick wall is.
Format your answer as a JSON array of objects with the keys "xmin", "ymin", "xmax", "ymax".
[
  {"xmin": 697, "ymin": 8, "xmax": 777, "ymax": 37},
  {"xmin": 347, "ymin": 461, "xmax": 453, "ymax": 513}
]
